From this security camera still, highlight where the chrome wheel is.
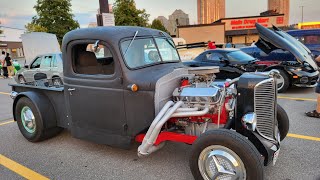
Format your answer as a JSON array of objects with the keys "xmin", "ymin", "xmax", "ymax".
[
  {"xmin": 53, "ymin": 78, "xmax": 62, "ymax": 86},
  {"xmin": 276, "ymin": 74, "xmax": 285, "ymax": 91},
  {"xmin": 19, "ymin": 76, "xmax": 26, "ymax": 84},
  {"xmin": 198, "ymin": 145, "xmax": 246, "ymax": 180},
  {"xmin": 21, "ymin": 106, "xmax": 36, "ymax": 133}
]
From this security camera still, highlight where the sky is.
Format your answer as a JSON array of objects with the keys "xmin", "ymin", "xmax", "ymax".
[{"xmin": 0, "ymin": 0, "xmax": 319, "ymax": 41}]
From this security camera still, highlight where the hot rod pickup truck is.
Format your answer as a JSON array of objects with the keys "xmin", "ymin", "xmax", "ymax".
[{"xmin": 10, "ymin": 24, "xmax": 289, "ymax": 180}]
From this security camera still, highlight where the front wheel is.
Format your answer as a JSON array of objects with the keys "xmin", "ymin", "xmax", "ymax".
[
  {"xmin": 277, "ymin": 104, "xmax": 289, "ymax": 141},
  {"xmin": 190, "ymin": 129, "xmax": 264, "ymax": 180},
  {"xmin": 18, "ymin": 75, "xmax": 26, "ymax": 84}
]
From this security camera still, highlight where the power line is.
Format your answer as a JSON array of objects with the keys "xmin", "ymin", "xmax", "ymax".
[{"xmin": 0, "ymin": 25, "xmax": 25, "ymax": 31}]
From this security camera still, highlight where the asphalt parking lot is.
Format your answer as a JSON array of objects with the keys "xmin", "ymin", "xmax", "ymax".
[{"xmin": 0, "ymin": 78, "xmax": 319, "ymax": 180}]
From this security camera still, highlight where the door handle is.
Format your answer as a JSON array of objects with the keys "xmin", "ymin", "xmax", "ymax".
[{"xmin": 68, "ymin": 88, "xmax": 75, "ymax": 95}]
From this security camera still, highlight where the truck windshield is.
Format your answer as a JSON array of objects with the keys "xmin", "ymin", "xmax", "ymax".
[{"xmin": 121, "ymin": 37, "xmax": 180, "ymax": 69}]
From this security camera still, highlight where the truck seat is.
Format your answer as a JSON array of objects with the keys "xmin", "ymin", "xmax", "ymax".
[{"xmin": 76, "ymin": 51, "xmax": 104, "ymax": 75}]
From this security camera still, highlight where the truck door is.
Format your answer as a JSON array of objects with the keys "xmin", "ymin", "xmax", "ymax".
[{"xmin": 64, "ymin": 40, "xmax": 127, "ymax": 142}]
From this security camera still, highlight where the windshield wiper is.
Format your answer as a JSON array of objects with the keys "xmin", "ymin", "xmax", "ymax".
[{"xmin": 124, "ymin": 31, "xmax": 139, "ymax": 56}]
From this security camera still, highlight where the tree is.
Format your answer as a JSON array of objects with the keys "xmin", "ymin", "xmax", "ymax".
[
  {"xmin": 150, "ymin": 19, "xmax": 168, "ymax": 33},
  {"xmin": 26, "ymin": 0, "xmax": 79, "ymax": 43},
  {"xmin": 113, "ymin": 0, "xmax": 150, "ymax": 27},
  {"xmin": 25, "ymin": 24, "xmax": 47, "ymax": 33}
]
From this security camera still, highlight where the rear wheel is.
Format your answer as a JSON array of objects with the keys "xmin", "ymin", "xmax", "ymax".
[
  {"xmin": 15, "ymin": 97, "xmax": 62, "ymax": 142},
  {"xmin": 52, "ymin": 77, "xmax": 63, "ymax": 86},
  {"xmin": 18, "ymin": 75, "xmax": 26, "ymax": 84},
  {"xmin": 190, "ymin": 129, "xmax": 264, "ymax": 180}
]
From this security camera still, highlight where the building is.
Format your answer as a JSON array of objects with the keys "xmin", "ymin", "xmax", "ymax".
[
  {"xmin": 197, "ymin": 0, "xmax": 225, "ymax": 24},
  {"xmin": 178, "ymin": 14, "xmax": 287, "ymax": 45},
  {"xmin": 298, "ymin": 22, "xmax": 320, "ymax": 29},
  {"xmin": 168, "ymin": 9, "xmax": 190, "ymax": 36},
  {"xmin": 0, "ymin": 41, "xmax": 24, "ymax": 58},
  {"xmin": 156, "ymin": 16, "xmax": 170, "ymax": 32},
  {"xmin": 268, "ymin": 0, "xmax": 289, "ymax": 25},
  {"xmin": 178, "ymin": 23, "xmax": 225, "ymax": 44}
]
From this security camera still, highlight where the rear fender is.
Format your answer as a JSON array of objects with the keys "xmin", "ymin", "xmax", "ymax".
[{"xmin": 13, "ymin": 91, "xmax": 57, "ymax": 129}]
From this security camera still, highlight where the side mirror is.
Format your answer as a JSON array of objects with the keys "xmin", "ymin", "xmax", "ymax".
[{"xmin": 24, "ymin": 65, "xmax": 29, "ymax": 68}]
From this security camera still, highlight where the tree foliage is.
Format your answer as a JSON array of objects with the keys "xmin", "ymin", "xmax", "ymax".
[
  {"xmin": 150, "ymin": 19, "xmax": 168, "ymax": 33},
  {"xmin": 26, "ymin": 0, "xmax": 79, "ymax": 43},
  {"xmin": 25, "ymin": 24, "xmax": 47, "ymax": 33},
  {"xmin": 113, "ymin": 0, "xmax": 150, "ymax": 27}
]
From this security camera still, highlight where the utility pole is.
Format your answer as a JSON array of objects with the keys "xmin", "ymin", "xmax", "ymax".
[
  {"xmin": 300, "ymin": 6, "xmax": 304, "ymax": 23},
  {"xmin": 97, "ymin": 0, "xmax": 109, "ymax": 26}
]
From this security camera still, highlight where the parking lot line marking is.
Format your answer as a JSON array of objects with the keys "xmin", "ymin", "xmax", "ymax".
[
  {"xmin": 0, "ymin": 92, "xmax": 10, "ymax": 95},
  {"xmin": 0, "ymin": 120, "xmax": 14, "ymax": 126},
  {"xmin": 288, "ymin": 133, "xmax": 320, "ymax": 142},
  {"xmin": 278, "ymin": 96, "xmax": 317, "ymax": 102},
  {"xmin": 0, "ymin": 154, "xmax": 49, "ymax": 180}
]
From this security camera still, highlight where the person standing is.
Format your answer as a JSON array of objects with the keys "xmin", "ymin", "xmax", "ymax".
[
  {"xmin": 306, "ymin": 55, "xmax": 320, "ymax": 118},
  {"xmin": 0, "ymin": 51, "xmax": 5, "ymax": 76},
  {"xmin": 207, "ymin": 40, "xmax": 216, "ymax": 49},
  {"xmin": 5, "ymin": 53, "xmax": 14, "ymax": 77},
  {"xmin": 251, "ymin": 40, "xmax": 256, "ymax": 46}
]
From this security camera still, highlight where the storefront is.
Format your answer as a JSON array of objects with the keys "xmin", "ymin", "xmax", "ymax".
[
  {"xmin": 218, "ymin": 14, "xmax": 286, "ymax": 45},
  {"xmin": 0, "ymin": 41, "xmax": 24, "ymax": 58},
  {"xmin": 177, "ymin": 14, "xmax": 287, "ymax": 45}
]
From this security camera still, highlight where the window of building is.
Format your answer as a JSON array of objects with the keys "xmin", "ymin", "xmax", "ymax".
[{"xmin": 72, "ymin": 42, "xmax": 115, "ymax": 75}]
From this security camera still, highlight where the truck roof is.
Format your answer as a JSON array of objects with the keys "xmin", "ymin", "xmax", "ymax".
[{"xmin": 62, "ymin": 26, "xmax": 171, "ymax": 47}]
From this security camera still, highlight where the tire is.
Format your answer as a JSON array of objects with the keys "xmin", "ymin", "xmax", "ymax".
[
  {"xmin": 18, "ymin": 75, "xmax": 26, "ymax": 84},
  {"xmin": 15, "ymin": 97, "xmax": 62, "ymax": 142},
  {"xmin": 277, "ymin": 104, "xmax": 289, "ymax": 141},
  {"xmin": 276, "ymin": 70, "xmax": 290, "ymax": 93},
  {"xmin": 190, "ymin": 129, "xmax": 264, "ymax": 180},
  {"xmin": 52, "ymin": 77, "xmax": 63, "ymax": 86}
]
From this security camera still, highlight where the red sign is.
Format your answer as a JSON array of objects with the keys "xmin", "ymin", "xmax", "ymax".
[
  {"xmin": 276, "ymin": 17, "xmax": 284, "ymax": 24},
  {"xmin": 229, "ymin": 18, "xmax": 269, "ymax": 30}
]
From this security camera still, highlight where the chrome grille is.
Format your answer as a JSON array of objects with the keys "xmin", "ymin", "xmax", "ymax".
[{"xmin": 254, "ymin": 78, "xmax": 276, "ymax": 140}]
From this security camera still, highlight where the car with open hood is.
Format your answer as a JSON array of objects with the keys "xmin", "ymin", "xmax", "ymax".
[{"xmin": 185, "ymin": 23, "xmax": 319, "ymax": 93}]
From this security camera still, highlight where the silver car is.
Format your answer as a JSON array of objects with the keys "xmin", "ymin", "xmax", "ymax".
[{"xmin": 15, "ymin": 53, "xmax": 63, "ymax": 85}]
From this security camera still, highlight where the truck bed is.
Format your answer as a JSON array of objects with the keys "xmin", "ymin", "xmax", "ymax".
[{"xmin": 10, "ymin": 83, "xmax": 69, "ymax": 128}]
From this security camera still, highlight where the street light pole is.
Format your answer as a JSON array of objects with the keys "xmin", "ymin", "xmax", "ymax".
[
  {"xmin": 300, "ymin": 6, "xmax": 304, "ymax": 23},
  {"xmin": 97, "ymin": 0, "xmax": 109, "ymax": 26}
]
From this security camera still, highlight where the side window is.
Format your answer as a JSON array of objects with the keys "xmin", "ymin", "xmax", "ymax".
[
  {"xmin": 73, "ymin": 42, "xmax": 115, "ymax": 75},
  {"xmin": 40, "ymin": 55, "xmax": 52, "ymax": 68},
  {"xmin": 30, "ymin": 57, "xmax": 42, "ymax": 69},
  {"xmin": 51, "ymin": 55, "xmax": 57, "ymax": 67},
  {"xmin": 205, "ymin": 53, "xmax": 224, "ymax": 61}
]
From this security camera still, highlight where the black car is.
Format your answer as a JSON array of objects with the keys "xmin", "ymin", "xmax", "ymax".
[
  {"xmin": 184, "ymin": 25, "xmax": 319, "ymax": 93},
  {"xmin": 183, "ymin": 48, "xmax": 264, "ymax": 79}
]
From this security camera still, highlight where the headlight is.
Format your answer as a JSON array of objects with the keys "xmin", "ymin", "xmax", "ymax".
[{"xmin": 241, "ymin": 112, "xmax": 257, "ymax": 131}]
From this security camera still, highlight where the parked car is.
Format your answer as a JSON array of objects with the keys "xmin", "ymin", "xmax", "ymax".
[
  {"xmin": 184, "ymin": 26, "xmax": 319, "ymax": 93},
  {"xmin": 183, "ymin": 48, "xmax": 264, "ymax": 79},
  {"xmin": 286, "ymin": 29, "xmax": 320, "ymax": 57},
  {"xmin": 240, "ymin": 45, "xmax": 319, "ymax": 92},
  {"xmin": 9, "ymin": 24, "xmax": 289, "ymax": 179},
  {"xmin": 14, "ymin": 53, "xmax": 63, "ymax": 85}
]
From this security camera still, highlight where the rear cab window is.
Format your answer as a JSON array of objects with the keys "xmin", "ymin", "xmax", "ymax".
[
  {"xmin": 40, "ymin": 55, "xmax": 53, "ymax": 68},
  {"xmin": 72, "ymin": 42, "xmax": 115, "ymax": 75}
]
